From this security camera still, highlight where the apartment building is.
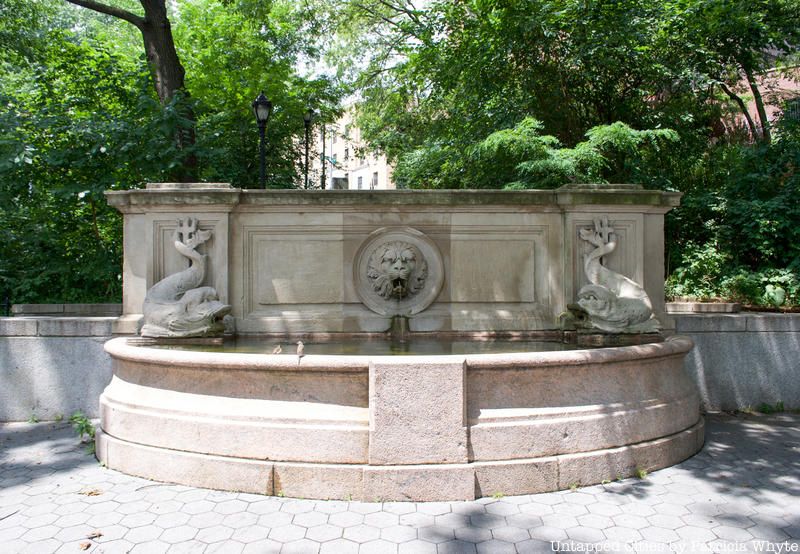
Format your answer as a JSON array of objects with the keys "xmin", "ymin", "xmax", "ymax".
[{"xmin": 313, "ymin": 107, "xmax": 395, "ymax": 190}]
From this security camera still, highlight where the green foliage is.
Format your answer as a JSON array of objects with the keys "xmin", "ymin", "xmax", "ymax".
[
  {"xmin": 665, "ymin": 114, "xmax": 800, "ymax": 306},
  {"xmin": 0, "ymin": 0, "xmax": 343, "ymax": 303},
  {"xmin": 757, "ymin": 401, "xmax": 785, "ymax": 414},
  {"xmin": 69, "ymin": 411, "xmax": 96, "ymax": 442}
]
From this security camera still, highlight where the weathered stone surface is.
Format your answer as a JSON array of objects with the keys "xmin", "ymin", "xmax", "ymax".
[
  {"xmin": 677, "ymin": 314, "xmax": 800, "ymax": 410},
  {"xmin": 666, "ymin": 302, "xmax": 740, "ymax": 314},
  {"xmin": 97, "ymin": 430, "xmax": 274, "ymax": 494},
  {"xmin": 0, "ymin": 335, "xmax": 111, "ymax": 420},
  {"xmin": 37, "ymin": 318, "xmax": 114, "ymax": 337},
  {"xmin": 273, "ymin": 463, "xmax": 363, "ymax": 501},
  {"xmin": 0, "ymin": 318, "xmax": 38, "ymax": 336},
  {"xmin": 369, "ymin": 359, "xmax": 467, "ymax": 465},
  {"xmin": 141, "ymin": 217, "xmax": 231, "ymax": 338},
  {"xmin": 474, "ymin": 458, "xmax": 559, "ymax": 498},
  {"xmin": 362, "ymin": 465, "xmax": 475, "ymax": 502},
  {"xmin": 109, "ymin": 187, "xmax": 676, "ymax": 333}
]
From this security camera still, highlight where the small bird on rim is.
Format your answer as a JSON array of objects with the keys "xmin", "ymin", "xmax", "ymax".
[
  {"xmin": 272, "ymin": 344, "xmax": 282, "ymax": 354},
  {"xmin": 296, "ymin": 340, "xmax": 305, "ymax": 359}
]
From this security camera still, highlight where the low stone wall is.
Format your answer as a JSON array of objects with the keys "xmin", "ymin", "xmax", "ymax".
[
  {"xmin": 0, "ymin": 318, "xmax": 115, "ymax": 421},
  {"xmin": 673, "ymin": 313, "xmax": 800, "ymax": 411}
]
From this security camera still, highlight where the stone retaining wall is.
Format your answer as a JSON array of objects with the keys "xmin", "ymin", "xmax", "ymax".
[
  {"xmin": 0, "ymin": 318, "xmax": 114, "ymax": 421},
  {"xmin": 674, "ymin": 313, "xmax": 800, "ymax": 411},
  {"xmin": 1, "ymin": 313, "xmax": 798, "ymax": 421}
]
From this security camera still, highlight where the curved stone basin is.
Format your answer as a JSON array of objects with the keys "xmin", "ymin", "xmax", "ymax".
[{"xmin": 97, "ymin": 336, "xmax": 703, "ymax": 501}]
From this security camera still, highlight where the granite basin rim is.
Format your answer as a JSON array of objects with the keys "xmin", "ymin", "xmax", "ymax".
[{"xmin": 103, "ymin": 335, "xmax": 693, "ymax": 371}]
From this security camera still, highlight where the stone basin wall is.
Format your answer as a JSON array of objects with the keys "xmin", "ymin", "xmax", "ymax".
[{"xmin": 105, "ymin": 184, "xmax": 679, "ymax": 335}]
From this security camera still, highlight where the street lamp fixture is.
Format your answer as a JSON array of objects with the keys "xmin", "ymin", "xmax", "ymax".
[
  {"xmin": 252, "ymin": 91, "xmax": 273, "ymax": 188},
  {"xmin": 303, "ymin": 108, "xmax": 314, "ymax": 189}
]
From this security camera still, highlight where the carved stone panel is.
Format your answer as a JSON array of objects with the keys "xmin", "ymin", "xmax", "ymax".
[{"xmin": 354, "ymin": 227, "xmax": 444, "ymax": 316}]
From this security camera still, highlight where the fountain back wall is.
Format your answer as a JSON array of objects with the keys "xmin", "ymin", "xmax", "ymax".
[{"xmin": 106, "ymin": 184, "xmax": 680, "ymax": 334}]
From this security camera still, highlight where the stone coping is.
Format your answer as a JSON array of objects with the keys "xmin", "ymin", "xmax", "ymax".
[
  {"xmin": 11, "ymin": 303, "xmax": 122, "ymax": 317},
  {"xmin": 673, "ymin": 312, "xmax": 800, "ymax": 332},
  {"xmin": 103, "ymin": 335, "xmax": 693, "ymax": 372},
  {"xmin": 0, "ymin": 317, "xmax": 116, "ymax": 337},
  {"xmin": 106, "ymin": 185, "xmax": 682, "ymax": 209}
]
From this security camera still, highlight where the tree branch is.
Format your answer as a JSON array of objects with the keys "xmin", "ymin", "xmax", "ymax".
[
  {"xmin": 718, "ymin": 82, "xmax": 758, "ymax": 141},
  {"xmin": 64, "ymin": 0, "xmax": 145, "ymax": 30}
]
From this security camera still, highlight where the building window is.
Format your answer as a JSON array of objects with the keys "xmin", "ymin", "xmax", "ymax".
[
  {"xmin": 786, "ymin": 97, "xmax": 800, "ymax": 121},
  {"xmin": 357, "ymin": 176, "xmax": 363, "ymax": 190},
  {"xmin": 371, "ymin": 172, "xmax": 378, "ymax": 190},
  {"xmin": 344, "ymin": 147, "xmax": 349, "ymax": 161}
]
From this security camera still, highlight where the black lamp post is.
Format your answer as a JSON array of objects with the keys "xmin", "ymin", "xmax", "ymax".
[
  {"xmin": 303, "ymin": 108, "xmax": 314, "ymax": 189},
  {"xmin": 252, "ymin": 91, "xmax": 273, "ymax": 189}
]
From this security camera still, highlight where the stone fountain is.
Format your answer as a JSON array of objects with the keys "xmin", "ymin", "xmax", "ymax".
[{"xmin": 97, "ymin": 183, "xmax": 703, "ymax": 501}]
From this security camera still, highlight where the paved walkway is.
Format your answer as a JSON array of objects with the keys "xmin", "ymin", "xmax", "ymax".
[{"xmin": 1, "ymin": 413, "xmax": 798, "ymax": 554}]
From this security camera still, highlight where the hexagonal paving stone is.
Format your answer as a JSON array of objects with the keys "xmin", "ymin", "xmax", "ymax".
[
  {"xmin": 553, "ymin": 503, "xmax": 589, "ymax": 517},
  {"xmin": 183, "ymin": 500, "xmax": 216, "ymax": 515},
  {"xmin": 282, "ymin": 538, "xmax": 321, "ymax": 553},
  {"xmin": 529, "ymin": 526, "xmax": 568, "ymax": 542},
  {"xmin": 647, "ymin": 514, "xmax": 686, "ymax": 530},
  {"xmin": 221, "ymin": 512, "xmax": 259, "ymax": 530},
  {"xmin": 603, "ymin": 525, "xmax": 643, "ymax": 543},
  {"xmin": 247, "ymin": 500, "xmax": 284, "ymax": 515},
  {"xmin": 187, "ymin": 511, "xmax": 226, "ymax": 529},
  {"xmin": 257, "ymin": 511, "xmax": 294, "ymax": 529},
  {"xmin": 293, "ymin": 511, "xmax": 328, "ymax": 528},
  {"xmin": 268, "ymin": 524, "xmax": 307, "ymax": 543},
  {"xmin": 469, "ymin": 514, "xmax": 507, "ymax": 529},
  {"xmin": 415, "ymin": 503, "xmax": 452, "ymax": 516},
  {"xmin": 329, "ymin": 511, "xmax": 365, "ymax": 528},
  {"xmin": 342, "ymin": 523, "xmax": 381, "ymax": 543},
  {"xmin": 319, "ymin": 538, "xmax": 359, "ymax": 553},
  {"xmin": 712, "ymin": 525, "xmax": 754, "ymax": 542},
  {"xmin": 348, "ymin": 502, "xmax": 383, "ymax": 515},
  {"xmin": 519, "ymin": 503, "xmax": 555, "ymax": 517},
  {"xmin": 281, "ymin": 500, "xmax": 317, "ymax": 515},
  {"xmin": 417, "ymin": 525, "xmax": 455, "ymax": 543},
  {"xmin": 380, "ymin": 525, "xmax": 417, "ymax": 543},
  {"xmin": 130, "ymin": 539, "xmax": 171, "ymax": 553},
  {"xmin": 214, "ymin": 499, "xmax": 249, "ymax": 515},
  {"xmin": 577, "ymin": 514, "xmax": 614, "ymax": 530},
  {"xmin": 398, "ymin": 539, "xmax": 437, "ymax": 553},
  {"xmin": 541, "ymin": 513, "xmax": 579, "ymax": 529},
  {"xmin": 196, "ymin": 525, "xmax": 235, "ymax": 544},
  {"xmin": 640, "ymin": 526, "xmax": 680, "ymax": 543},
  {"xmin": 205, "ymin": 540, "xmax": 245, "ymax": 553},
  {"xmin": 231, "ymin": 525, "xmax": 271, "ymax": 544},
  {"xmin": 314, "ymin": 501, "xmax": 350, "ymax": 515},
  {"xmin": 612, "ymin": 514, "xmax": 650, "ymax": 530},
  {"xmin": 566, "ymin": 526, "xmax": 606, "ymax": 543},
  {"xmin": 305, "ymin": 523, "xmax": 343, "ymax": 542},
  {"xmin": 676, "ymin": 526, "xmax": 717, "ymax": 542},
  {"xmin": 451, "ymin": 524, "xmax": 496, "ymax": 547},
  {"xmin": 505, "ymin": 513, "xmax": 543, "ymax": 529},
  {"xmin": 434, "ymin": 513, "xmax": 471, "ymax": 529},
  {"xmin": 364, "ymin": 512, "xmax": 400, "ymax": 528},
  {"xmin": 382, "ymin": 502, "xmax": 416, "ymax": 515},
  {"xmin": 476, "ymin": 539, "xmax": 516, "ymax": 554},
  {"xmin": 125, "ymin": 525, "xmax": 164, "ymax": 543},
  {"xmin": 516, "ymin": 538, "xmax": 558, "ymax": 553},
  {"xmin": 241, "ymin": 539, "xmax": 282, "ymax": 553},
  {"xmin": 160, "ymin": 525, "xmax": 199, "ymax": 544},
  {"xmin": 360, "ymin": 539, "xmax": 399, "ymax": 553},
  {"xmin": 492, "ymin": 525, "xmax": 530, "ymax": 543},
  {"xmin": 398, "ymin": 513, "xmax": 434, "ymax": 528}
]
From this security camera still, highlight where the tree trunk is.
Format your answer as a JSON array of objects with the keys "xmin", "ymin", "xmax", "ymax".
[
  {"xmin": 719, "ymin": 82, "xmax": 759, "ymax": 142},
  {"xmin": 743, "ymin": 66, "xmax": 772, "ymax": 143},
  {"xmin": 64, "ymin": 0, "xmax": 198, "ymax": 179}
]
